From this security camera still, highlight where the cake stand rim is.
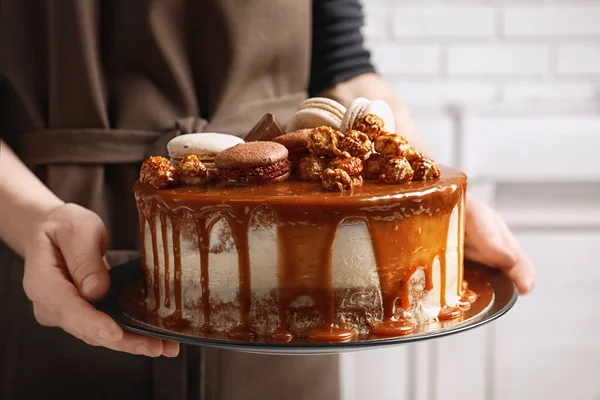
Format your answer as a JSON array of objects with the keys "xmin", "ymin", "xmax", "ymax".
[{"xmin": 93, "ymin": 259, "xmax": 518, "ymax": 355}]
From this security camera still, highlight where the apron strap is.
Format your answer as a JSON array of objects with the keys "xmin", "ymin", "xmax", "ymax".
[{"xmin": 16, "ymin": 117, "xmax": 208, "ymax": 166}]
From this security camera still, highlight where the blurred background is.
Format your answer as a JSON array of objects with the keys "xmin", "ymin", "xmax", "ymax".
[{"xmin": 341, "ymin": 1, "xmax": 600, "ymax": 399}]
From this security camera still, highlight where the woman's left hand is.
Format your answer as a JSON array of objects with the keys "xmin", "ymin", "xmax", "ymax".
[{"xmin": 464, "ymin": 195, "xmax": 536, "ymax": 295}]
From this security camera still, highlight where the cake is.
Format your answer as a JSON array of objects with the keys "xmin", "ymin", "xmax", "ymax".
[{"xmin": 133, "ymin": 98, "xmax": 475, "ymax": 343}]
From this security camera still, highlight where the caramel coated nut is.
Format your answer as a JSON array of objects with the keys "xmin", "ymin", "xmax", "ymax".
[
  {"xmin": 321, "ymin": 168, "xmax": 353, "ymax": 192},
  {"xmin": 363, "ymin": 153, "xmax": 386, "ymax": 179},
  {"xmin": 307, "ymin": 126, "xmax": 344, "ymax": 156},
  {"xmin": 379, "ymin": 157, "xmax": 414, "ymax": 184},
  {"xmin": 351, "ymin": 174, "xmax": 364, "ymax": 188},
  {"xmin": 374, "ymin": 133, "xmax": 421, "ymax": 162},
  {"xmin": 140, "ymin": 156, "xmax": 180, "ymax": 189},
  {"xmin": 338, "ymin": 130, "xmax": 373, "ymax": 160},
  {"xmin": 412, "ymin": 157, "xmax": 441, "ymax": 180},
  {"xmin": 178, "ymin": 155, "xmax": 208, "ymax": 185},
  {"xmin": 353, "ymin": 114, "xmax": 385, "ymax": 140},
  {"xmin": 298, "ymin": 154, "xmax": 330, "ymax": 181},
  {"xmin": 328, "ymin": 155, "xmax": 363, "ymax": 176}
]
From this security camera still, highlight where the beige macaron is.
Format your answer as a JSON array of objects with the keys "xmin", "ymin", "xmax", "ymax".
[
  {"xmin": 167, "ymin": 133, "xmax": 245, "ymax": 178},
  {"xmin": 340, "ymin": 98, "xmax": 395, "ymax": 133},
  {"xmin": 285, "ymin": 97, "xmax": 347, "ymax": 132}
]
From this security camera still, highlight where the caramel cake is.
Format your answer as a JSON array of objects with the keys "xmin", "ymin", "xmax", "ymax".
[{"xmin": 133, "ymin": 98, "xmax": 476, "ymax": 343}]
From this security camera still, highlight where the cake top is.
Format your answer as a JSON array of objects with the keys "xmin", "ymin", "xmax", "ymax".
[{"xmin": 138, "ymin": 97, "xmax": 443, "ymax": 192}]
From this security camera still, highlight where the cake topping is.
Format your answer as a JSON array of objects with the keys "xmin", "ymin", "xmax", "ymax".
[
  {"xmin": 167, "ymin": 132, "xmax": 244, "ymax": 165},
  {"xmin": 321, "ymin": 168, "xmax": 353, "ymax": 191},
  {"xmin": 140, "ymin": 156, "xmax": 179, "ymax": 189},
  {"xmin": 379, "ymin": 157, "xmax": 414, "ymax": 184},
  {"xmin": 363, "ymin": 154, "xmax": 386, "ymax": 179},
  {"xmin": 307, "ymin": 126, "xmax": 344, "ymax": 157},
  {"xmin": 375, "ymin": 133, "xmax": 413, "ymax": 159},
  {"xmin": 272, "ymin": 129, "xmax": 311, "ymax": 152},
  {"xmin": 244, "ymin": 113, "xmax": 286, "ymax": 142},
  {"xmin": 272, "ymin": 129, "xmax": 312, "ymax": 170},
  {"xmin": 352, "ymin": 113, "xmax": 385, "ymax": 140},
  {"xmin": 215, "ymin": 141, "xmax": 291, "ymax": 183},
  {"xmin": 337, "ymin": 130, "xmax": 373, "ymax": 160},
  {"xmin": 328, "ymin": 155, "xmax": 363, "ymax": 177},
  {"xmin": 177, "ymin": 155, "xmax": 208, "ymax": 186},
  {"xmin": 412, "ymin": 157, "xmax": 441, "ymax": 180},
  {"xmin": 286, "ymin": 97, "xmax": 346, "ymax": 132},
  {"xmin": 298, "ymin": 154, "xmax": 329, "ymax": 181}
]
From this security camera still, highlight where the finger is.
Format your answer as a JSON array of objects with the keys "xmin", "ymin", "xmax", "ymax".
[
  {"xmin": 465, "ymin": 196, "xmax": 517, "ymax": 268},
  {"xmin": 96, "ymin": 331, "xmax": 165, "ymax": 357},
  {"xmin": 49, "ymin": 205, "xmax": 110, "ymax": 301},
  {"xmin": 24, "ymin": 235, "xmax": 124, "ymax": 345},
  {"xmin": 494, "ymin": 214, "xmax": 536, "ymax": 295},
  {"xmin": 162, "ymin": 340, "xmax": 181, "ymax": 358}
]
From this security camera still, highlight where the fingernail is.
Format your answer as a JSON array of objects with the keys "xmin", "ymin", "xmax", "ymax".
[
  {"xmin": 136, "ymin": 344, "xmax": 152, "ymax": 357},
  {"xmin": 98, "ymin": 328, "xmax": 118, "ymax": 342},
  {"xmin": 81, "ymin": 274, "xmax": 100, "ymax": 294}
]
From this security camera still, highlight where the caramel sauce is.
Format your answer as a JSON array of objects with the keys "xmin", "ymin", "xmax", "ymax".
[
  {"xmin": 134, "ymin": 167, "xmax": 468, "ymax": 341},
  {"xmin": 159, "ymin": 213, "xmax": 171, "ymax": 308}
]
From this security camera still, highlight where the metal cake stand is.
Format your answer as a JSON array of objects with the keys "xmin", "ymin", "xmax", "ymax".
[{"xmin": 94, "ymin": 260, "xmax": 517, "ymax": 355}]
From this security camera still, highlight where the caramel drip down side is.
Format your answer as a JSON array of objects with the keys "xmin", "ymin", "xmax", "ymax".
[
  {"xmin": 195, "ymin": 217, "xmax": 212, "ymax": 330},
  {"xmin": 159, "ymin": 212, "xmax": 171, "ymax": 308},
  {"xmin": 136, "ymin": 200, "xmax": 149, "ymax": 308},
  {"xmin": 133, "ymin": 167, "xmax": 467, "ymax": 342},
  {"xmin": 163, "ymin": 213, "xmax": 190, "ymax": 328},
  {"xmin": 368, "ymin": 203, "xmax": 453, "ymax": 336},
  {"xmin": 274, "ymin": 209, "xmax": 355, "ymax": 342},
  {"xmin": 147, "ymin": 204, "xmax": 160, "ymax": 315},
  {"xmin": 227, "ymin": 209, "xmax": 258, "ymax": 340}
]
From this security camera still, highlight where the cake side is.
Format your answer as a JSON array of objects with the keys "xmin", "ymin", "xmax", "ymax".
[{"xmin": 134, "ymin": 169, "xmax": 467, "ymax": 340}]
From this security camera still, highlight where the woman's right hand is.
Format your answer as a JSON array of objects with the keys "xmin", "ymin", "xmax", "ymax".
[{"xmin": 22, "ymin": 203, "xmax": 179, "ymax": 357}]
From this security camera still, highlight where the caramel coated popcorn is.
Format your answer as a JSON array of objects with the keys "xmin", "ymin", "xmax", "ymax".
[
  {"xmin": 379, "ymin": 157, "xmax": 414, "ymax": 184},
  {"xmin": 321, "ymin": 168, "xmax": 353, "ymax": 192},
  {"xmin": 374, "ymin": 133, "xmax": 422, "ymax": 162},
  {"xmin": 298, "ymin": 154, "xmax": 329, "ymax": 181},
  {"xmin": 307, "ymin": 126, "xmax": 343, "ymax": 156},
  {"xmin": 337, "ymin": 130, "xmax": 373, "ymax": 160},
  {"xmin": 328, "ymin": 155, "xmax": 363, "ymax": 176},
  {"xmin": 140, "ymin": 156, "xmax": 180, "ymax": 189},
  {"xmin": 178, "ymin": 154, "xmax": 208, "ymax": 185},
  {"xmin": 353, "ymin": 114, "xmax": 385, "ymax": 140},
  {"xmin": 363, "ymin": 153, "xmax": 386, "ymax": 179},
  {"xmin": 412, "ymin": 157, "xmax": 441, "ymax": 180}
]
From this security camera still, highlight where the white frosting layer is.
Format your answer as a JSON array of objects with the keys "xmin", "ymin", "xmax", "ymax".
[{"xmin": 143, "ymin": 204, "xmax": 463, "ymax": 331}]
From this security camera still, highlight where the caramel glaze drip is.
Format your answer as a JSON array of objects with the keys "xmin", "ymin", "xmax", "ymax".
[
  {"xmin": 133, "ymin": 167, "xmax": 470, "ymax": 342},
  {"xmin": 159, "ymin": 213, "xmax": 171, "ymax": 308}
]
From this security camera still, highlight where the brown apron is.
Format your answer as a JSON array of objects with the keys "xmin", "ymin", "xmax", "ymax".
[{"xmin": 0, "ymin": 1, "xmax": 341, "ymax": 399}]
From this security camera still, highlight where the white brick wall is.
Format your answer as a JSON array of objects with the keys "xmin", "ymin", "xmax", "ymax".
[{"xmin": 361, "ymin": 1, "xmax": 600, "ymax": 108}]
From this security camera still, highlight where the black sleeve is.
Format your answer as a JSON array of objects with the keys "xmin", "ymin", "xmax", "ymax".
[{"xmin": 309, "ymin": 0, "xmax": 377, "ymax": 96}]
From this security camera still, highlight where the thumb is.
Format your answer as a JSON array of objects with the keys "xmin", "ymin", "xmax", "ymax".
[
  {"xmin": 48, "ymin": 204, "xmax": 110, "ymax": 301},
  {"xmin": 465, "ymin": 196, "xmax": 517, "ymax": 268}
]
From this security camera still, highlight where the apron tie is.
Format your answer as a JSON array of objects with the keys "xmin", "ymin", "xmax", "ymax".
[{"xmin": 17, "ymin": 117, "xmax": 209, "ymax": 166}]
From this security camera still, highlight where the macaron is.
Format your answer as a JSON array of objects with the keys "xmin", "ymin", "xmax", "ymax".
[
  {"xmin": 340, "ymin": 98, "xmax": 395, "ymax": 133},
  {"xmin": 285, "ymin": 97, "xmax": 346, "ymax": 132},
  {"xmin": 272, "ymin": 129, "xmax": 311, "ymax": 170},
  {"xmin": 215, "ymin": 141, "xmax": 291, "ymax": 183},
  {"xmin": 244, "ymin": 113, "xmax": 286, "ymax": 142},
  {"xmin": 167, "ymin": 133, "xmax": 245, "ymax": 179}
]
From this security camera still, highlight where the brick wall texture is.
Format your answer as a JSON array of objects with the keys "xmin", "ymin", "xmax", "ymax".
[{"xmin": 361, "ymin": 1, "xmax": 600, "ymax": 108}]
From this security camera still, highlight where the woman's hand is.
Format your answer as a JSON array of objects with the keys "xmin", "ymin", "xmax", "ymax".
[
  {"xmin": 22, "ymin": 203, "xmax": 180, "ymax": 357},
  {"xmin": 465, "ymin": 196, "xmax": 535, "ymax": 294}
]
